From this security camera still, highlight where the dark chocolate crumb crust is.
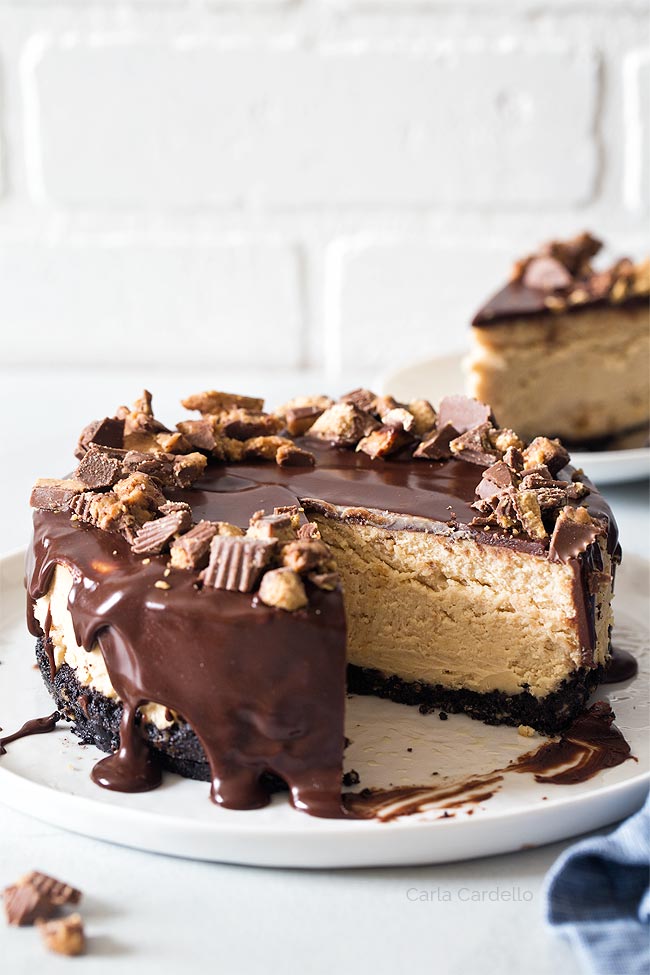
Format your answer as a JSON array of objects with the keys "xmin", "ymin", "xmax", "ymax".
[
  {"xmin": 37, "ymin": 636, "xmax": 601, "ymax": 783},
  {"xmin": 346, "ymin": 665, "xmax": 602, "ymax": 736}
]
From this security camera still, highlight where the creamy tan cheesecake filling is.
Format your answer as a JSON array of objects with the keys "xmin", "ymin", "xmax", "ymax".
[
  {"xmin": 34, "ymin": 565, "xmax": 175, "ymax": 731},
  {"xmin": 35, "ymin": 510, "xmax": 614, "ymax": 723},
  {"xmin": 466, "ymin": 305, "xmax": 649, "ymax": 444},
  {"xmin": 315, "ymin": 515, "xmax": 613, "ymax": 699}
]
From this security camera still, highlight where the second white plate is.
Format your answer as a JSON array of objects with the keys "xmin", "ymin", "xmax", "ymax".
[{"xmin": 378, "ymin": 354, "xmax": 650, "ymax": 486}]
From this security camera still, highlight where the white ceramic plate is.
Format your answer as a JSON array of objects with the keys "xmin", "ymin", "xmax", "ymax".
[
  {"xmin": 0, "ymin": 550, "xmax": 648, "ymax": 868},
  {"xmin": 377, "ymin": 354, "xmax": 650, "ymax": 487}
]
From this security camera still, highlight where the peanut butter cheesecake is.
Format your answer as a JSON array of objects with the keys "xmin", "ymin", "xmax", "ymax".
[
  {"xmin": 26, "ymin": 388, "xmax": 620, "ymax": 817},
  {"xmin": 467, "ymin": 232, "xmax": 650, "ymax": 448}
]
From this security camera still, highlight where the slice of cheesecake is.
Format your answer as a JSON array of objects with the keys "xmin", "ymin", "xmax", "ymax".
[{"xmin": 466, "ymin": 233, "xmax": 650, "ymax": 448}]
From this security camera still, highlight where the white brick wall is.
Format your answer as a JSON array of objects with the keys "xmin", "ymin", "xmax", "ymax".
[
  {"xmin": 0, "ymin": 5, "xmax": 646, "ymax": 381},
  {"xmin": 29, "ymin": 40, "xmax": 598, "ymax": 208},
  {"xmin": 624, "ymin": 49, "xmax": 650, "ymax": 210},
  {"xmin": 329, "ymin": 238, "xmax": 515, "ymax": 373}
]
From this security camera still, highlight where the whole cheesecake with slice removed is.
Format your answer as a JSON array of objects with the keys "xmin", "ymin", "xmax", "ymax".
[
  {"xmin": 467, "ymin": 232, "xmax": 649, "ymax": 449},
  {"xmin": 26, "ymin": 387, "xmax": 619, "ymax": 817}
]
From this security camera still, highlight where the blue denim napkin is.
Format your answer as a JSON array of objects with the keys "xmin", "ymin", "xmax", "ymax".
[{"xmin": 546, "ymin": 791, "xmax": 650, "ymax": 975}]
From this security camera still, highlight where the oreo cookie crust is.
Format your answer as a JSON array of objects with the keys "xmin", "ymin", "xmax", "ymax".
[{"xmin": 347, "ymin": 664, "xmax": 602, "ymax": 735}]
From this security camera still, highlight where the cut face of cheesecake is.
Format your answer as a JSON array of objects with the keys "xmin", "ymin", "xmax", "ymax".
[
  {"xmin": 26, "ymin": 387, "xmax": 620, "ymax": 815},
  {"xmin": 314, "ymin": 515, "xmax": 612, "ymax": 730},
  {"xmin": 467, "ymin": 232, "xmax": 650, "ymax": 448}
]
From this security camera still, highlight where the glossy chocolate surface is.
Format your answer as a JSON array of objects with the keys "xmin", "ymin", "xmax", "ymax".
[
  {"xmin": 602, "ymin": 646, "xmax": 639, "ymax": 684},
  {"xmin": 473, "ymin": 280, "xmax": 647, "ymax": 327}
]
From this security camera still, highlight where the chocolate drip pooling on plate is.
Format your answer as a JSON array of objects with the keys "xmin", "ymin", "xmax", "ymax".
[
  {"xmin": 91, "ymin": 701, "xmax": 162, "ymax": 793},
  {"xmin": 510, "ymin": 700, "xmax": 633, "ymax": 785},
  {"xmin": 0, "ymin": 712, "xmax": 60, "ymax": 756},
  {"xmin": 602, "ymin": 647, "xmax": 639, "ymax": 684},
  {"xmin": 345, "ymin": 702, "xmax": 632, "ymax": 821}
]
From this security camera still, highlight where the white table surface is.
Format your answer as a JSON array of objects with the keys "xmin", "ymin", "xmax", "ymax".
[{"xmin": 1, "ymin": 366, "xmax": 648, "ymax": 975}]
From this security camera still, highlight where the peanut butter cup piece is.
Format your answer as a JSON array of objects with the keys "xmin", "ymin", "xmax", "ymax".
[
  {"xmin": 339, "ymin": 388, "xmax": 379, "ymax": 412},
  {"xmin": 438, "ymin": 395, "xmax": 494, "ymax": 434},
  {"xmin": 200, "ymin": 536, "xmax": 277, "ymax": 592},
  {"xmin": 120, "ymin": 450, "xmax": 172, "ymax": 485},
  {"xmin": 541, "ymin": 230, "xmax": 602, "ymax": 276},
  {"xmin": 30, "ymin": 478, "xmax": 85, "ymax": 512},
  {"xmin": 274, "ymin": 396, "xmax": 333, "ymax": 434},
  {"xmin": 273, "ymin": 504, "xmax": 303, "ymax": 530},
  {"xmin": 75, "ymin": 445, "xmax": 124, "ymax": 489},
  {"xmin": 309, "ymin": 403, "xmax": 379, "ymax": 446},
  {"xmin": 413, "ymin": 422, "xmax": 459, "ymax": 460},
  {"xmin": 176, "ymin": 417, "xmax": 222, "ymax": 452},
  {"xmin": 220, "ymin": 409, "xmax": 283, "ymax": 441},
  {"xmin": 74, "ymin": 416, "xmax": 125, "ymax": 460},
  {"xmin": 381, "ymin": 407, "xmax": 416, "ymax": 433},
  {"xmin": 502, "ymin": 446, "xmax": 524, "ymax": 471},
  {"xmin": 284, "ymin": 405, "xmax": 327, "ymax": 436},
  {"xmin": 114, "ymin": 472, "xmax": 166, "ymax": 517},
  {"xmin": 549, "ymin": 506, "xmax": 604, "ymax": 564},
  {"xmin": 449, "ymin": 424, "xmax": 497, "ymax": 466},
  {"xmin": 172, "ymin": 452, "xmax": 207, "ymax": 488},
  {"xmin": 170, "ymin": 521, "xmax": 219, "ymax": 570},
  {"xmin": 373, "ymin": 395, "xmax": 401, "ymax": 419},
  {"xmin": 276, "ymin": 443, "xmax": 316, "ymax": 467},
  {"xmin": 356, "ymin": 426, "xmax": 409, "ymax": 459},
  {"xmin": 21, "ymin": 871, "xmax": 81, "ymax": 908},
  {"xmin": 258, "ymin": 568, "xmax": 308, "ymax": 612},
  {"xmin": 522, "ymin": 256, "xmax": 573, "ymax": 291},
  {"xmin": 118, "ymin": 391, "xmax": 169, "ymax": 444},
  {"xmin": 181, "ymin": 390, "xmax": 264, "ymax": 415},
  {"xmin": 3, "ymin": 882, "xmax": 54, "ymax": 926},
  {"xmin": 247, "ymin": 510, "xmax": 297, "ymax": 542},
  {"xmin": 475, "ymin": 460, "xmax": 519, "ymax": 500},
  {"xmin": 131, "ymin": 508, "xmax": 192, "ymax": 556},
  {"xmin": 407, "ymin": 399, "xmax": 437, "ymax": 437},
  {"xmin": 534, "ymin": 487, "xmax": 570, "ymax": 511},
  {"xmin": 511, "ymin": 489, "xmax": 547, "ymax": 541},
  {"xmin": 242, "ymin": 436, "xmax": 294, "ymax": 461},
  {"xmin": 523, "ymin": 437, "xmax": 570, "ymax": 476},
  {"xmin": 155, "ymin": 431, "xmax": 192, "ymax": 455},
  {"xmin": 281, "ymin": 539, "xmax": 333, "ymax": 574},
  {"xmin": 490, "ymin": 428, "xmax": 525, "ymax": 455},
  {"xmin": 37, "ymin": 914, "xmax": 85, "ymax": 956},
  {"xmin": 69, "ymin": 490, "xmax": 130, "ymax": 535}
]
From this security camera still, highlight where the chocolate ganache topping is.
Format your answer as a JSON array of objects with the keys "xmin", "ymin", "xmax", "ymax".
[
  {"xmin": 25, "ymin": 387, "xmax": 619, "ymax": 816},
  {"xmin": 473, "ymin": 231, "xmax": 650, "ymax": 326}
]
